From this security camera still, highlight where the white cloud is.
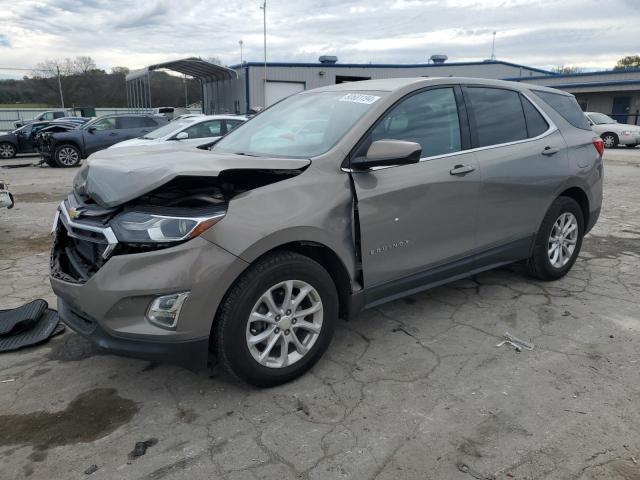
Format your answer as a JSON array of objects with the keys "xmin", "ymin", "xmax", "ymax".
[{"xmin": 0, "ymin": 0, "xmax": 637, "ymax": 78}]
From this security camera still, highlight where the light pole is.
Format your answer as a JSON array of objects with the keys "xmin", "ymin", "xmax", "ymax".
[
  {"xmin": 260, "ymin": 1, "xmax": 267, "ymax": 107},
  {"xmin": 56, "ymin": 66, "xmax": 65, "ymax": 109},
  {"xmin": 491, "ymin": 31, "xmax": 497, "ymax": 60},
  {"xmin": 239, "ymin": 39, "xmax": 244, "ymax": 65}
]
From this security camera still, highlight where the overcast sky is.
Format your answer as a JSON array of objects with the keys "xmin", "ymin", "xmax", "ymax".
[{"xmin": 1, "ymin": 0, "xmax": 638, "ymax": 78}]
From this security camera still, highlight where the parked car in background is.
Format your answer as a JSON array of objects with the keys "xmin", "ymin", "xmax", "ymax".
[
  {"xmin": 0, "ymin": 118, "xmax": 89, "ymax": 159},
  {"xmin": 585, "ymin": 112, "xmax": 640, "ymax": 148},
  {"xmin": 50, "ymin": 78, "xmax": 603, "ymax": 387},
  {"xmin": 14, "ymin": 110, "xmax": 67, "ymax": 128},
  {"xmin": 109, "ymin": 115, "xmax": 247, "ymax": 149},
  {"xmin": 38, "ymin": 114, "xmax": 168, "ymax": 167}
]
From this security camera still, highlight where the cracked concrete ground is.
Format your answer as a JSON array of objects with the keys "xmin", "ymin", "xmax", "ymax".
[{"xmin": 0, "ymin": 149, "xmax": 639, "ymax": 480}]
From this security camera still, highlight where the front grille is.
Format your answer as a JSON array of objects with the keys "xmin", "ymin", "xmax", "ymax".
[
  {"xmin": 51, "ymin": 223, "xmax": 108, "ymax": 283},
  {"xmin": 50, "ymin": 201, "xmax": 118, "ymax": 284}
]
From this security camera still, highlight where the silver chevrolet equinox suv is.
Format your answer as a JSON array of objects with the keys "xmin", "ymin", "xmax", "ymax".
[{"xmin": 50, "ymin": 78, "xmax": 604, "ymax": 386}]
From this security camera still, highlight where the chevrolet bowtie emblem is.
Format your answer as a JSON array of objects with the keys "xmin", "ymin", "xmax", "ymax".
[{"xmin": 68, "ymin": 207, "xmax": 82, "ymax": 219}]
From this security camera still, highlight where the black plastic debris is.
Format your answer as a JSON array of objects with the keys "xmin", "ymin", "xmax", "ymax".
[
  {"xmin": 84, "ymin": 464, "xmax": 99, "ymax": 475},
  {"xmin": 0, "ymin": 300, "xmax": 65, "ymax": 353},
  {"xmin": 128, "ymin": 438, "xmax": 158, "ymax": 460}
]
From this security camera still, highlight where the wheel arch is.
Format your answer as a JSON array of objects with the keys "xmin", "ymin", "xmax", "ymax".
[{"xmin": 558, "ymin": 186, "xmax": 590, "ymax": 228}]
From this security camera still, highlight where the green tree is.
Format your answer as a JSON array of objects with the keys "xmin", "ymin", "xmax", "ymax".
[{"xmin": 614, "ymin": 55, "xmax": 640, "ymax": 70}]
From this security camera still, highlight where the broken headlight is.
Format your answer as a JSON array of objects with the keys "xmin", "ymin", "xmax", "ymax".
[{"xmin": 110, "ymin": 210, "xmax": 225, "ymax": 243}]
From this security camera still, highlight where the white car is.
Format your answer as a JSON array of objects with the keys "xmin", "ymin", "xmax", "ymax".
[
  {"xmin": 585, "ymin": 112, "xmax": 640, "ymax": 148},
  {"xmin": 109, "ymin": 115, "xmax": 247, "ymax": 149}
]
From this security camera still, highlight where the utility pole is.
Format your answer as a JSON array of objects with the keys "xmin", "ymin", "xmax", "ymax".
[
  {"xmin": 239, "ymin": 39, "xmax": 244, "ymax": 65},
  {"xmin": 261, "ymin": 1, "xmax": 267, "ymax": 107},
  {"xmin": 56, "ymin": 65, "xmax": 65, "ymax": 109},
  {"xmin": 491, "ymin": 31, "xmax": 497, "ymax": 60}
]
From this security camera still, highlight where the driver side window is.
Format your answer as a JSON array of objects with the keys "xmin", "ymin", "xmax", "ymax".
[
  {"xmin": 363, "ymin": 88, "xmax": 462, "ymax": 159},
  {"xmin": 91, "ymin": 117, "xmax": 116, "ymax": 131}
]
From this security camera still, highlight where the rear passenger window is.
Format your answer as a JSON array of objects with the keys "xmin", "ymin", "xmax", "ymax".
[
  {"xmin": 520, "ymin": 95, "xmax": 549, "ymax": 138},
  {"xmin": 534, "ymin": 91, "xmax": 591, "ymax": 130},
  {"xmin": 117, "ymin": 116, "xmax": 157, "ymax": 129},
  {"xmin": 368, "ymin": 87, "xmax": 462, "ymax": 158},
  {"xmin": 465, "ymin": 87, "xmax": 527, "ymax": 147}
]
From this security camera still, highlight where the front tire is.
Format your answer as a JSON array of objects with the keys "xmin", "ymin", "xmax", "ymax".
[
  {"xmin": 54, "ymin": 144, "xmax": 81, "ymax": 168},
  {"xmin": 214, "ymin": 251, "xmax": 338, "ymax": 387},
  {"xmin": 0, "ymin": 142, "xmax": 17, "ymax": 159},
  {"xmin": 601, "ymin": 133, "xmax": 618, "ymax": 149},
  {"xmin": 527, "ymin": 197, "xmax": 584, "ymax": 281}
]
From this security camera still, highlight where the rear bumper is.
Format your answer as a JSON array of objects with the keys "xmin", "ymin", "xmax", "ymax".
[{"xmin": 57, "ymin": 297, "xmax": 210, "ymax": 370}]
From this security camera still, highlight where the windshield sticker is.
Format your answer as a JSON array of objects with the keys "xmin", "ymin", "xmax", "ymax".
[{"xmin": 339, "ymin": 94, "xmax": 380, "ymax": 105}]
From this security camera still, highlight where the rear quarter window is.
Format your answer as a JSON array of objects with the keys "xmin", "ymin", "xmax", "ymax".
[{"xmin": 533, "ymin": 91, "xmax": 591, "ymax": 130}]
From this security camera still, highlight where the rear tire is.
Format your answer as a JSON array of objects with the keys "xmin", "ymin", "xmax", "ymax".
[
  {"xmin": 214, "ymin": 251, "xmax": 338, "ymax": 387},
  {"xmin": 527, "ymin": 197, "xmax": 584, "ymax": 281},
  {"xmin": 0, "ymin": 142, "xmax": 17, "ymax": 159},
  {"xmin": 54, "ymin": 144, "xmax": 81, "ymax": 168},
  {"xmin": 601, "ymin": 133, "xmax": 618, "ymax": 149}
]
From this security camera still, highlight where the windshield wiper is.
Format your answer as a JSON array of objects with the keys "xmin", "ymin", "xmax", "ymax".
[{"xmin": 233, "ymin": 152, "xmax": 259, "ymax": 157}]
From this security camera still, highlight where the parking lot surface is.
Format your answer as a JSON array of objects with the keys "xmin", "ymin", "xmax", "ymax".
[{"xmin": 1, "ymin": 149, "xmax": 639, "ymax": 480}]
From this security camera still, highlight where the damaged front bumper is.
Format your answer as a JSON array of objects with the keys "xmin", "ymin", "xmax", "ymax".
[{"xmin": 50, "ymin": 202, "xmax": 249, "ymax": 370}]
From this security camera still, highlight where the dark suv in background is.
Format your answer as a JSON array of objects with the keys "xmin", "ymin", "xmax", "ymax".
[{"xmin": 39, "ymin": 114, "xmax": 167, "ymax": 167}]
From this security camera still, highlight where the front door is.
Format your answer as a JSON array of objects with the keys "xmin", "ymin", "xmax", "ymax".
[
  {"xmin": 84, "ymin": 117, "xmax": 121, "ymax": 156},
  {"xmin": 350, "ymin": 87, "xmax": 480, "ymax": 288}
]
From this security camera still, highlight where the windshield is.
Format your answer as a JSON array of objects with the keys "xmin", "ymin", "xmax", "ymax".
[
  {"xmin": 141, "ymin": 120, "xmax": 194, "ymax": 140},
  {"xmin": 589, "ymin": 113, "xmax": 617, "ymax": 125},
  {"xmin": 213, "ymin": 91, "xmax": 387, "ymax": 158}
]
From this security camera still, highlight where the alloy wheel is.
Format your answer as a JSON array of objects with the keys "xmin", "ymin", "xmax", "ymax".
[
  {"xmin": 548, "ymin": 212, "xmax": 578, "ymax": 268},
  {"xmin": 58, "ymin": 147, "xmax": 79, "ymax": 166},
  {"xmin": 246, "ymin": 280, "xmax": 323, "ymax": 369},
  {"xmin": 0, "ymin": 144, "xmax": 15, "ymax": 158},
  {"xmin": 602, "ymin": 135, "xmax": 616, "ymax": 148}
]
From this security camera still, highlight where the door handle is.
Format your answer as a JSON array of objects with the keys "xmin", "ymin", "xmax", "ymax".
[
  {"xmin": 449, "ymin": 164, "xmax": 475, "ymax": 175},
  {"xmin": 109, "ymin": 132, "xmax": 118, "ymax": 136},
  {"xmin": 542, "ymin": 146, "xmax": 560, "ymax": 156}
]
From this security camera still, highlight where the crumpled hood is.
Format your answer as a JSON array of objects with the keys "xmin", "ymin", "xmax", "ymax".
[{"xmin": 74, "ymin": 143, "xmax": 311, "ymax": 207}]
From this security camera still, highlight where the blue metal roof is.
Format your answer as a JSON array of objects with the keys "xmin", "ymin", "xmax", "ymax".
[
  {"xmin": 230, "ymin": 60, "xmax": 555, "ymax": 76},
  {"xmin": 504, "ymin": 67, "xmax": 640, "ymax": 82},
  {"xmin": 536, "ymin": 79, "xmax": 640, "ymax": 89}
]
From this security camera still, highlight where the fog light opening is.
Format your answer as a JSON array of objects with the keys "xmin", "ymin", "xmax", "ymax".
[{"xmin": 146, "ymin": 292, "xmax": 190, "ymax": 329}]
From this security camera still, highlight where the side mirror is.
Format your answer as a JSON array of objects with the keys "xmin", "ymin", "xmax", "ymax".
[
  {"xmin": 175, "ymin": 131, "xmax": 189, "ymax": 140},
  {"xmin": 87, "ymin": 126, "xmax": 96, "ymax": 133},
  {"xmin": 351, "ymin": 140, "xmax": 422, "ymax": 170}
]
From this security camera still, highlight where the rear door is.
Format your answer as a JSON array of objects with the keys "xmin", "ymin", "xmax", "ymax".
[
  {"xmin": 463, "ymin": 86, "xmax": 568, "ymax": 257},
  {"xmin": 351, "ymin": 86, "xmax": 481, "ymax": 288},
  {"xmin": 116, "ymin": 116, "xmax": 159, "ymax": 141}
]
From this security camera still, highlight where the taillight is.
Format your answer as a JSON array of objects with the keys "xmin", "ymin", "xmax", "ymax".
[{"xmin": 593, "ymin": 137, "xmax": 604, "ymax": 160}]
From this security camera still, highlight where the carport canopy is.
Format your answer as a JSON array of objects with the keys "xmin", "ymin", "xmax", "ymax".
[
  {"xmin": 125, "ymin": 57, "xmax": 238, "ymax": 110},
  {"xmin": 125, "ymin": 57, "xmax": 238, "ymax": 82}
]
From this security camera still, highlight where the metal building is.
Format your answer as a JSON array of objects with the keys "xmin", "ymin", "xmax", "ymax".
[{"xmin": 211, "ymin": 57, "xmax": 553, "ymax": 114}]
